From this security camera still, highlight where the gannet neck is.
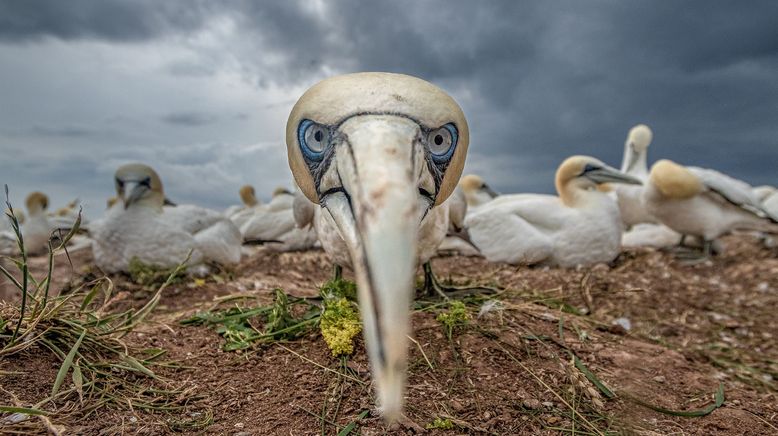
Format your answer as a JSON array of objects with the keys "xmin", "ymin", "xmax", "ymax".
[
  {"xmin": 620, "ymin": 124, "xmax": 652, "ymax": 176},
  {"xmin": 25, "ymin": 192, "xmax": 49, "ymax": 216},
  {"xmin": 650, "ymin": 159, "xmax": 702, "ymax": 199},
  {"xmin": 239, "ymin": 185, "xmax": 258, "ymax": 207}
]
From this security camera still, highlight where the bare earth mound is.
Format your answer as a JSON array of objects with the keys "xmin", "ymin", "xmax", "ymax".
[{"xmin": 1, "ymin": 234, "xmax": 777, "ymax": 435}]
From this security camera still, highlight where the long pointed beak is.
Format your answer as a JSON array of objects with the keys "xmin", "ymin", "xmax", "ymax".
[
  {"xmin": 483, "ymin": 184, "xmax": 500, "ymax": 199},
  {"xmin": 586, "ymin": 165, "xmax": 643, "ymax": 185},
  {"xmin": 124, "ymin": 182, "xmax": 149, "ymax": 208},
  {"xmin": 321, "ymin": 116, "xmax": 421, "ymax": 422}
]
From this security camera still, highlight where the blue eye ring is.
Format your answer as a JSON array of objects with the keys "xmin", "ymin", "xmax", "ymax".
[
  {"xmin": 429, "ymin": 123, "xmax": 458, "ymax": 164},
  {"xmin": 297, "ymin": 119, "xmax": 329, "ymax": 161}
]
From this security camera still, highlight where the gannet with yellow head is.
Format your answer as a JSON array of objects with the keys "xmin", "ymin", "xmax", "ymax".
[
  {"xmin": 466, "ymin": 156, "xmax": 641, "ymax": 267},
  {"xmin": 92, "ymin": 163, "xmax": 241, "ymax": 273},
  {"xmin": 459, "ymin": 174, "xmax": 499, "ymax": 208},
  {"xmin": 643, "ymin": 160, "xmax": 778, "ymax": 256},
  {"xmin": 286, "ymin": 72, "xmax": 469, "ymax": 421},
  {"xmin": 20, "ymin": 192, "xmax": 54, "ymax": 255},
  {"xmin": 224, "ymin": 184, "xmax": 261, "ymax": 219}
]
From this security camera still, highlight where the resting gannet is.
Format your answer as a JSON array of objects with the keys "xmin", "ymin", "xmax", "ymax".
[
  {"xmin": 286, "ymin": 72, "xmax": 469, "ymax": 421},
  {"xmin": 459, "ymin": 174, "xmax": 499, "ymax": 208},
  {"xmin": 240, "ymin": 190, "xmax": 318, "ymax": 252},
  {"xmin": 753, "ymin": 185, "xmax": 778, "ymax": 217},
  {"xmin": 436, "ymin": 187, "xmax": 481, "ymax": 256},
  {"xmin": 21, "ymin": 192, "xmax": 55, "ymax": 255},
  {"xmin": 613, "ymin": 124, "xmax": 657, "ymax": 228},
  {"xmin": 224, "ymin": 185, "xmax": 261, "ymax": 218},
  {"xmin": 466, "ymin": 156, "xmax": 641, "ymax": 267},
  {"xmin": 643, "ymin": 160, "xmax": 778, "ymax": 256},
  {"xmin": 162, "ymin": 203, "xmax": 242, "ymax": 266},
  {"xmin": 92, "ymin": 163, "xmax": 240, "ymax": 273}
]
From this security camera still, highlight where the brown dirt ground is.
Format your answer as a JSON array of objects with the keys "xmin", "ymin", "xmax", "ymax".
[{"xmin": 1, "ymin": 234, "xmax": 777, "ymax": 435}]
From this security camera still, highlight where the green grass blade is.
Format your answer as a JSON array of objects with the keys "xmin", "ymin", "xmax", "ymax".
[
  {"xmin": 573, "ymin": 354, "xmax": 615, "ymax": 399},
  {"xmin": 51, "ymin": 329, "xmax": 86, "ymax": 396},
  {"xmin": 628, "ymin": 383, "xmax": 725, "ymax": 417},
  {"xmin": 0, "ymin": 405, "xmax": 48, "ymax": 416},
  {"xmin": 337, "ymin": 410, "xmax": 369, "ymax": 436}
]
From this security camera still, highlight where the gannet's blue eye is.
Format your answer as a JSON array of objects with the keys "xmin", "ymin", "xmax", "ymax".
[
  {"xmin": 428, "ymin": 123, "xmax": 458, "ymax": 164},
  {"xmin": 298, "ymin": 119, "xmax": 330, "ymax": 161}
]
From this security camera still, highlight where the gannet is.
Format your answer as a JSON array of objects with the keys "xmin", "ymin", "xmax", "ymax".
[
  {"xmin": 286, "ymin": 72, "xmax": 469, "ymax": 421},
  {"xmin": 162, "ymin": 203, "xmax": 242, "ymax": 267},
  {"xmin": 643, "ymin": 160, "xmax": 778, "ymax": 256},
  {"xmin": 20, "ymin": 192, "xmax": 55, "ymax": 255},
  {"xmin": 436, "ymin": 187, "xmax": 481, "ymax": 256},
  {"xmin": 613, "ymin": 124, "xmax": 658, "ymax": 229},
  {"xmin": 753, "ymin": 185, "xmax": 778, "ymax": 217},
  {"xmin": 92, "ymin": 163, "xmax": 240, "ymax": 274},
  {"xmin": 466, "ymin": 156, "xmax": 641, "ymax": 267},
  {"xmin": 459, "ymin": 174, "xmax": 499, "ymax": 208},
  {"xmin": 224, "ymin": 185, "xmax": 261, "ymax": 218}
]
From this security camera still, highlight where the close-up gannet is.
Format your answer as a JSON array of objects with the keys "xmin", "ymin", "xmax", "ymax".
[
  {"xmin": 613, "ymin": 124, "xmax": 657, "ymax": 229},
  {"xmin": 643, "ymin": 160, "xmax": 778, "ymax": 256},
  {"xmin": 458, "ymin": 174, "xmax": 499, "ymax": 208},
  {"xmin": 92, "ymin": 163, "xmax": 241, "ymax": 274},
  {"xmin": 466, "ymin": 156, "xmax": 641, "ymax": 267},
  {"xmin": 286, "ymin": 72, "xmax": 470, "ymax": 421}
]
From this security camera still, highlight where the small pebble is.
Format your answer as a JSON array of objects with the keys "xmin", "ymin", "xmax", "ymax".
[
  {"xmin": 542, "ymin": 401, "xmax": 554, "ymax": 408},
  {"xmin": 522, "ymin": 399, "xmax": 541, "ymax": 410},
  {"xmin": 234, "ymin": 422, "xmax": 244, "ymax": 429},
  {"xmin": 652, "ymin": 375, "xmax": 666, "ymax": 383},
  {"xmin": 128, "ymin": 416, "xmax": 137, "ymax": 423}
]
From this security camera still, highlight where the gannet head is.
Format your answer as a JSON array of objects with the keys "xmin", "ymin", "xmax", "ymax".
[
  {"xmin": 459, "ymin": 174, "xmax": 499, "ymax": 207},
  {"xmin": 623, "ymin": 124, "xmax": 653, "ymax": 173},
  {"xmin": 25, "ymin": 192, "xmax": 49, "ymax": 215},
  {"xmin": 556, "ymin": 156, "xmax": 642, "ymax": 206},
  {"xmin": 286, "ymin": 72, "xmax": 468, "ymax": 422},
  {"xmin": 649, "ymin": 159, "xmax": 702, "ymax": 199},
  {"xmin": 271, "ymin": 186, "xmax": 293, "ymax": 198},
  {"xmin": 114, "ymin": 163, "xmax": 165, "ymax": 210},
  {"xmin": 239, "ymin": 185, "xmax": 259, "ymax": 207}
]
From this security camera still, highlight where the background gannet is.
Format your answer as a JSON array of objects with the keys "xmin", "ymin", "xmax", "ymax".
[
  {"xmin": 753, "ymin": 185, "xmax": 778, "ymax": 217},
  {"xmin": 459, "ymin": 174, "xmax": 499, "ymax": 208},
  {"xmin": 466, "ymin": 156, "xmax": 641, "ymax": 267},
  {"xmin": 162, "ymin": 202, "xmax": 242, "ymax": 267},
  {"xmin": 224, "ymin": 185, "xmax": 261, "ymax": 218},
  {"xmin": 286, "ymin": 72, "xmax": 470, "ymax": 421},
  {"xmin": 613, "ymin": 124, "xmax": 657, "ymax": 229},
  {"xmin": 436, "ymin": 187, "xmax": 481, "ymax": 257},
  {"xmin": 643, "ymin": 160, "xmax": 778, "ymax": 256},
  {"xmin": 21, "ymin": 192, "xmax": 54, "ymax": 255},
  {"xmin": 92, "ymin": 163, "xmax": 241, "ymax": 274}
]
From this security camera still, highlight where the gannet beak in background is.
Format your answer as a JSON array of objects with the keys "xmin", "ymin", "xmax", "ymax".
[
  {"xmin": 115, "ymin": 163, "xmax": 165, "ymax": 210},
  {"xmin": 286, "ymin": 72, "xmax": 468, "ymax": 422},
  {"xmin": 582, "ymin": 162, "xmax": 643, "ymax": 186}
]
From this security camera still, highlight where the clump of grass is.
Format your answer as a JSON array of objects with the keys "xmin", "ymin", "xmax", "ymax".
[
  {"xmin": 426, "ymin": 417, "xmax": 454, "ymax": 430},
  {"xmin": 182, "ymin": 288, "xmax": 320, "ymax": 351},
  {"xmin": 128, "ymin": 256, "xmax": 185, "ymax": 287},
  {"xmin": 436, "ymin": 300, "xmax": 471, "ymax": 340},
  {"xmin": 182, "ymin": 277, "xmax": 362, "ymax": 356},
  {"xmin": 0, "ymin": 190, "xmax": 195, "ymax": 428}
]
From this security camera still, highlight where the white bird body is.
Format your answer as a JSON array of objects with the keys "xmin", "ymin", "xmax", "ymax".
[
  {"xmin": 753, "ymin": 185, "xmax": 778, "ymax": 217},
  {"xmin": 162, "ymin": 204, "xmax": 242, "ymax": 265},
  {"xmin": 92, "ymin": 205, "xmax": 204, "ymax": 273},
  {"xmin": 643, "ymin": 160, "xmax": 778, "ymax": 242},
  {"xmin": 622, "ymin": 223, "xmax": 682, "ymax": 248},
  {"xmin": 92, "ymin": 163, "xmax": 241, "ymax": 273},
  {"xmin": 466, "ymin": 156, "xmax": 640, "ymax": 267},
  {"xmin": 240, "ymin": 191, "xmax": 318, "ymax": 252},
  {"xmin": 468, "ymin": 192, "xmax": 622, "ymax": 267}
]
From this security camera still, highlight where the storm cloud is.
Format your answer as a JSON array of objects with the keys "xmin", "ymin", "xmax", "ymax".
[{"xmin": 1, "ymin": 0, "xmax": 777, "ymax": 216}]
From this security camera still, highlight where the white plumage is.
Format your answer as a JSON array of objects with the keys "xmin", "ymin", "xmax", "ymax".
[
  {"xmin": 466, "ymin": 156, "xmax": 640, "ymax": 267},
  {"xmin": 613, "ymin": 124, "xmax": 658, "ymax": 228},
  {"xmin": 643, "ymin": 160, "xmax": 778, "ymax": 247}
]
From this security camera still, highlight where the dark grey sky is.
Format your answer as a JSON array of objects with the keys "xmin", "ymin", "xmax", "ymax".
[{"xmin": 1, "ymin": 0, "xmax": 777, "ymax": 215}]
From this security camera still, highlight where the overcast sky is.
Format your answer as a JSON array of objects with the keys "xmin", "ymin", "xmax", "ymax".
[{"xmin": 1, "ymin": 1, "xmax": 777, "ymax": 217}]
